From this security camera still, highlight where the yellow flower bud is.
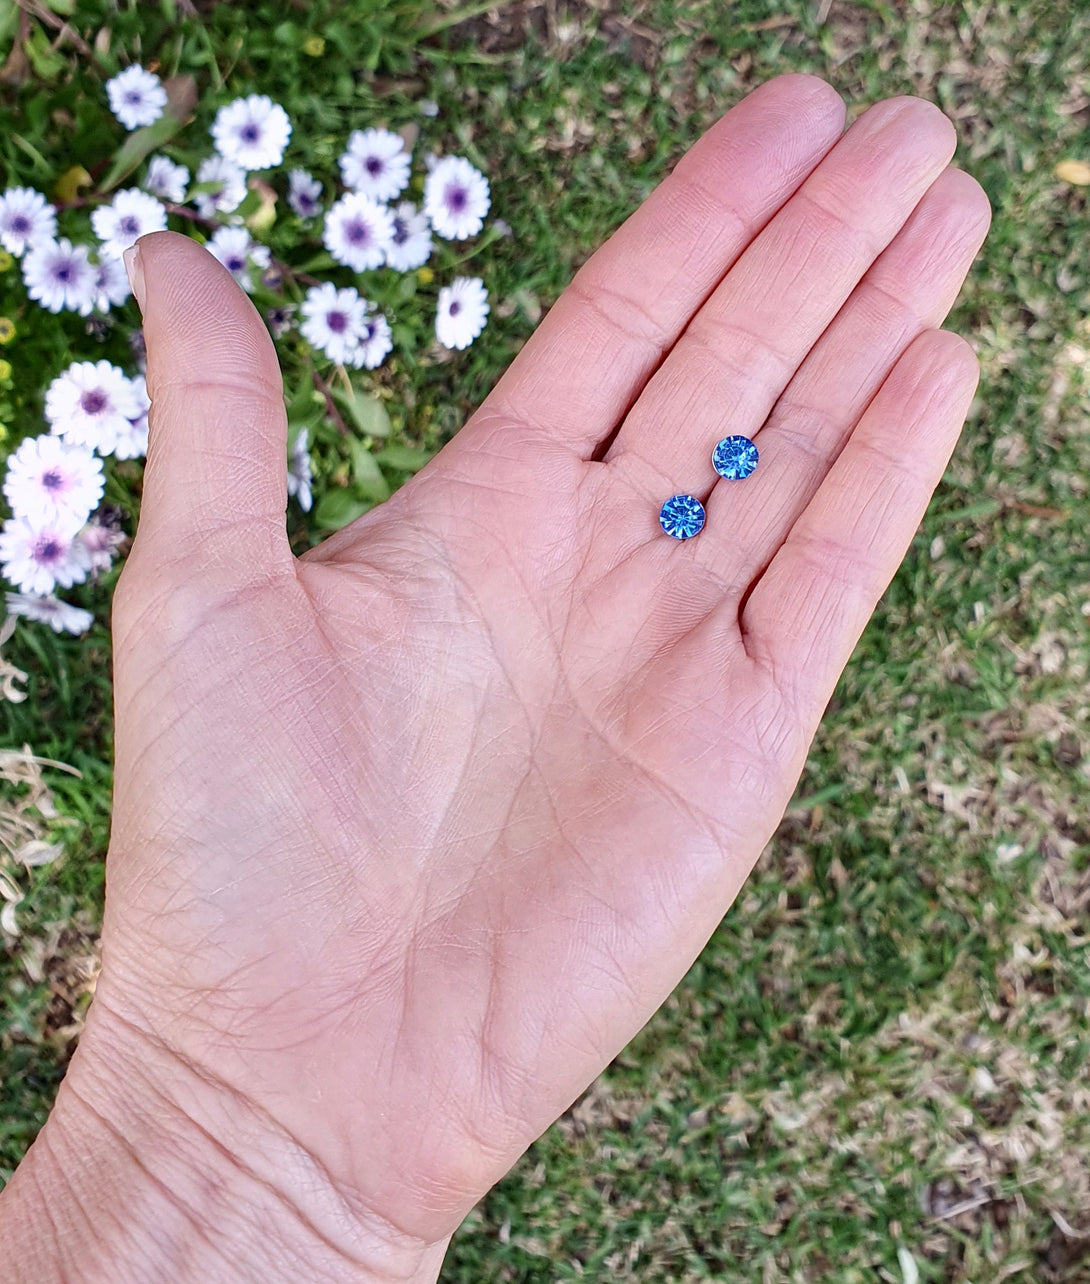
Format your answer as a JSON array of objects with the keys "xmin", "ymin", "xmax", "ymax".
[
  {"xmin": 416, "ymin": 266, "xmax": 434, "ymax": 285},
  {"xmin": 0, "ymin": 250, "xmax": 12, "ymax": 272},
  {"xmin": 0, "ymin": 318, "xmax": 15, "ymax": 344},
  {"xmin": 0, "ymin": 358, "xmax": 12, "ymax": 381},
  {"xmin": 303, "ymin": 35, "xmax": 325, "ymax": 56}
]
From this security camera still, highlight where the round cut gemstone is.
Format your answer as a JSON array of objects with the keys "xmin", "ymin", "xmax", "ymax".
[
  {"xmin": 712, "ymin": 434, "xmax": 759, "ymax": 480},
  {"xmin": 659, "ymin": 494, "xmax": 706, "ymax": 540}
]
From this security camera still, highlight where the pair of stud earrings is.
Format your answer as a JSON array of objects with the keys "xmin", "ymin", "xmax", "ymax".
[{"xmin": 659, "ymin": 434, "xmax": 759, "ymax": 540}]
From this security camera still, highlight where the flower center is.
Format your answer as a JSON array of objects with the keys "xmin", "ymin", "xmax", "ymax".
[
  {"xmin": 391, "ymin": 217, "xmax": 408, "ymax": 245},
  {"xmin": 241, "ymin": 123, "xmax": 261, "ymax": 143},
  {"xmin": 444, "ymin": 183, "xmax": 468, "ymax": 212},
  {"xmin": 80, "ymin": 389, "xmax": 107, "ymax": 416},
  {"xmin": 226, "ymin": 255, "xmax": 245, "ymax": 272},
  {"xmin": 119, "ymin": 216, "xmax": 140, "ymax": 237},
  {"xmin": 41, "ymin": 468, "xmax": 64, "ymax": 491},
  {"xmin": 365, "ymin": 157, "xmax": 384, "ymax": 176},
  {"xmin": 326, "ymin": 311, "xmax": 347, "ymax": 334},
  {"xmin": 54, "ymin": 264, "xmax": 72, "ymax": 283},
  {"xmin": 34, "ymin": 536, "xmax": 62, "ymax": 562},
  {"xmin": 10, "ymin": 215, "xmax": 30, "ymax": 234},
  {"xmin": 344, "ymin": 219, "xmax": 371, "ymax": 246},
  {"xmin": 125, "ymin": 90, "xmax": 142, "ymax": 105},
  {"xmin": 449, "ymin": 301, "xmax": 462, "ymax": 316}
]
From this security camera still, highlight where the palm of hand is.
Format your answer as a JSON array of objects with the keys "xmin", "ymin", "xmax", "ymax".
[{"xmin": 98, "ymin": 77, "xmax": 988, "ymax": 1253}]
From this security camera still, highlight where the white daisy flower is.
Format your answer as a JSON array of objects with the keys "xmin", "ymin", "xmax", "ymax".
[
  {"xmin": 287, "ymin": 427, "xmax": 313, "ymax": 512},
  {"xmin": 4, "ymin": 592, "xmax": 95, "ymax": 636},
  {"xmin": 299, "ymin": 282, "xmax": 370, "ymax": 365},
  {"xmin": 206, "ymin": 226, "xmax": 271, "ymax": 292},
  {"xmin": 21, "ymin": 239, "xmax": 98, "ymax": 315},
  {"xmin": 91, "ymin": 253, "xmax": 132, "ymax": 311},
  {"xmin": 339, "ymin": 128, "xmax": 411, "ymax": 202},
  {"xmin": 211, "ymin": 94, "xmax": 292, "ymax": 171},
  {"xmin": 435, "ymin": 276, "xmax": 489, "ymax": 350},
  {"xmin": 77, "ymin": 513, "xmax": 128, "ymax": 574},
  {"xmin": 106, "ymin": 65, "xmax": 168, "ymax": 131},
  {"xmin": 323, "ymin": 193, "xmax": 394, "ymax": 272},
  {"xmin": 356, "ymin": 307, "xmax": 393, "ymax": 370},
  {"xmin": 2, "ymin": 435, "xmax": 104, "ymax": 527},
  {"xmin": 192, "ymin": 154, "xmax": 247, "ymax": 218},
  {"xmin": 144, "ymin": 155, "xmax": 189, "ymax": 203},
  {"xmin": 287, "ymin": 169, "xmax": 322, "ymax": 219},
  {"xmin": 91, "ymin": 188, "xmax": 167, "ymax": 259},
  {"xmin": 0, "ymin": 187, "xmax": 57, "ymax": 256},
  {"xmin": 424, "ymin": 156, "xmax": 490, "ymax": 241},
  {"xmin": 114, "ymin": 376, "xmax": 150, "ymax": 460},
  {"xmin": 0, "ymin": 514, "xmax": 93, "ymax": 596},
  {"xmin": 45, "ymin": 360, "xmax": 141, "ymax": 455},
  {"xmin": 385, "ymin": 201, "xmax": 432, "ymax": 272}
]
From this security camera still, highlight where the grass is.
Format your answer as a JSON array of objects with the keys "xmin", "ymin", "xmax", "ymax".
[{"xmin": 2, "ymin": 0, "xmax": 1090, "ymax": 1278}]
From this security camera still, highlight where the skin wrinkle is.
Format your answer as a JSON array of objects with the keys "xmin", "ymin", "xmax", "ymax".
[
  {"xmin": 64, "ymin": 1082, "xmax": 228, "ymax": 1276},
  {"xmin": 95, "ymin": 1000, "xmax": 435, "ymax": 1274}
]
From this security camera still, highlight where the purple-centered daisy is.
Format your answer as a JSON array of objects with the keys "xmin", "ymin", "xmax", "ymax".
[
  {"xmin": 287, "ymin": 169, "xmax": 323, "ymax": 219},
  {"xmin": 91, "ymin": 254, "xmax": 133, "ymax": 312},
  {"xmin": 435, "ymin": 276, "xmax": 489, "ymax": 350},
  {"xmin": 2, "ymin": 435, "xmax": 104, "ymax": 528},
  {"xmin": 339, "ymin": 128, "xmax": 411, "ymax": 202},
  {"xmin": 0, "ymin": 188, "xmax": 57, "ymax": 256},
  {"xmin": 106, "ymin": 65, "xmax": 167, "ymax": 130},
  {"xmin": 0, "ymin": 514, "xmax": 93, "ymax": 596},
  {"xmin": 206, "ymin": 226, "xmax": 271, "ymax": 292},
  {"xmin": 356, "ymin": 308, "xmax": 393, "ymax": 370},
  {"xmin": 424, "ymin": 156, "xmax": 491, "ymax": 241},
  {"xmin": 144, "ymin": 155, "xmax": 190, "ymax": 203},
  {"xmin": 385, "ymin": 202, "xmax": 433, "ymax": 272},
  {"xmin": 300, "ymin": 281, "xmax": 370, "ymax": 365},
  {"xmin": 21, "ymin": 239, "xmax": 97, "ymax": 315},
  {"xmin": 211, "ymin": 95, "xmax": 292, "ymax": 171},
  {"xmin": 192, "ymin": 155, "xmax": 247, "ymax": 218},
  {"xmin": 323, "ymin": 193, "xmax": 394, "ymax": 271},
  {"xmin": 77, "ymin": 511, "xmax": 128, "ymax": 575},
  {"xmin": 91, "ymin": 188, "xmax": 167, "ymax": 259},
  {"xmin": 45, "ymin": 360, "xmax": 141, "ymax": 455}
]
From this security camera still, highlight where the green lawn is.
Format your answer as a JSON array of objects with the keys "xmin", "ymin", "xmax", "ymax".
[{"xmin": 2, "ymin": 1, "xmax": 1090, "ymax": 1279}]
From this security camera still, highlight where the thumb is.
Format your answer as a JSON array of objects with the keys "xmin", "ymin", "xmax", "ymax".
[{"xmin": 121, "ymin": 230, "xmax": 292, "ymax": 589}]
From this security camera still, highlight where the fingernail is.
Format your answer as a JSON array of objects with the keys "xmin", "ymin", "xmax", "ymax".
[{"xmin": 123, "ymin": 243, "xmax": 146, "ymax": 313}]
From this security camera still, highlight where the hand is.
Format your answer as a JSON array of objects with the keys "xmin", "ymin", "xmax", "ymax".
[{"xmin": 3, "ymin": 74, "xmax": 989, "ymax": 1282}]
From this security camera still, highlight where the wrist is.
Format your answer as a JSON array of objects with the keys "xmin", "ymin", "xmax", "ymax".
[{"xmin": 0, "ymin": 993, "xmax": 449, "ymax": 1284}]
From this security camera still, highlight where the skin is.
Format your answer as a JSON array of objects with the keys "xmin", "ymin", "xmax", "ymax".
[{"xmin": 0, "ymin": 75, "xmax": 990, "ymax": 1282}]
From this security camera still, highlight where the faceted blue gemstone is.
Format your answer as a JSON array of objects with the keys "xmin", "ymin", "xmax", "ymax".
[
  {"xmin": 712, "ymin": 434, "xmax": 759, "ymax": 480},
  {"xmin": 659, "ymin": 494, "xmax": 706, "ymax": 540}
]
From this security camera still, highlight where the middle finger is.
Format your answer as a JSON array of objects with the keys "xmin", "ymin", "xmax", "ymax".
[{"xmin": 603, "ymin": 97, "xmax": 956, "ymax": 503}]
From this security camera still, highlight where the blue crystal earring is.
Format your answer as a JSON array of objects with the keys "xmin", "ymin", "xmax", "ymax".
[
  {"xmin": 659, "ymin": 494, "xmax": 706, "ymax": 540},
  {"xmin": 712, "ymin": 434, "xmax": 759, "ymax": 480}
]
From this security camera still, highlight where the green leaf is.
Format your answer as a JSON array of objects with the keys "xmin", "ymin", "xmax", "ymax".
[
  {"xmin": 285, "ymin": 377, "xmax": 318, "ymax": 421},
  {"xmin": 312, "ymin": 488, "xmax": 372, "ymax": 531},
  {"xmin": 98, "ymin": 75, "xmax": 198, "ymax": 193},
  {"xmin": 374, "ymin": 444, "xmax": 434, "ymax": 473},
  {"xmin": 347, "ymin": 439, "xmax": 391, "ymax": 501},
  {"xmin": 24, "ymin": 27, "xmax": 66, "ymax": 79},
  {"xmin": 332, "ymin": 388, "xmax": 392, "ymax": 438}
]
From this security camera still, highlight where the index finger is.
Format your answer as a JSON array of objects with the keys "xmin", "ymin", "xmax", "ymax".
[{"xmin": 469, "ymin": 74, "xmax": 846, "ymax": 458}]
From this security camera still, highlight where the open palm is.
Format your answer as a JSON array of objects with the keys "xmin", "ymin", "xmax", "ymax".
[{"xmin": 68, "ymin": 76, "xmax": 987, "ymax": 1278}]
